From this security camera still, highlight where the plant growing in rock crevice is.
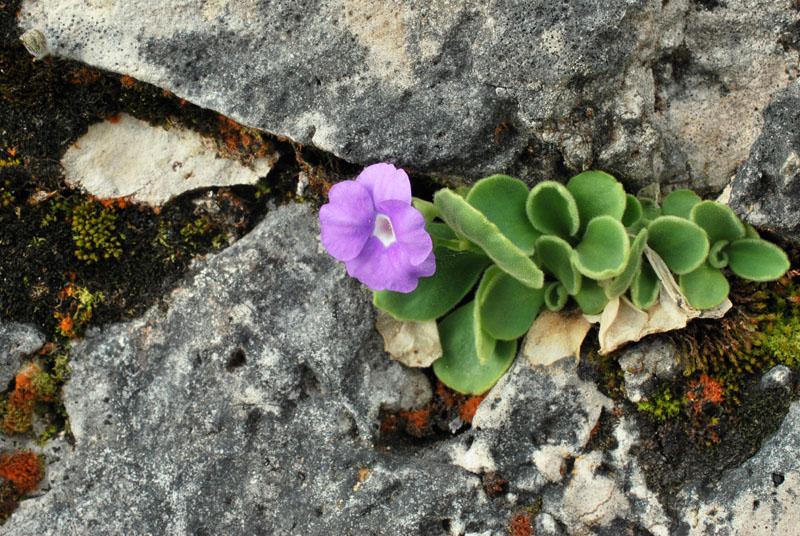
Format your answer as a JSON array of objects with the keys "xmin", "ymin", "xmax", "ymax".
[{"xmin": 322, "ymin": 167, "xmax": 790, "ymax": 394}]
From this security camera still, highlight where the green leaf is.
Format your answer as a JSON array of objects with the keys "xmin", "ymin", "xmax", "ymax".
[
  {"xmin": 679, "ymin": 262, "xmax": 730, "ymax": 309},
  {"xmin": 412, "ymin": 198, "xmax": 439, "ymax": 225},
  {"xmin": 630, "ymin": 259, "xmax": 660, "ymax": 309},
  {"xmin": 477, "ymin": 266, "xmax": 545, "ymax": 340},
  {"xmin": 435, "ymin": 189, "xmax": 544, "ymax": 288},
  {"xmin": 573, "ymin": 216, "xmax": 630, "ymax": 279},
  {"xmin": 535, "ymin": 235, "xmax": 581, "ymax": 295},
  {"xmin": 726, "ymin": 239, "xmax": 790, "ymax": 281},
  {"xmin": 640, "ymin": 198, "xmax": 662, "ymax": 222},
  {"xmin": 467, "ymin": 175, "xmax": 540, "ymax": 254},
  {"xmin": 744, "ymin": 223, "xmax": 760, "ymax": 239},
  {"xmin": 566, "ymin": 170, "xmax": 626, "ymax": 232},
  {"xmin": 707, "ymin": 240, "xmax": 729, "ymax": 269},
  {"xmin": 646, "ymin": 216, "xmax": 709, "ymax": 275},
  {"xmin": 606, "ymin": 228, "xmax": 648, "ymax": 298},
  {"xmin": 433, "ymin": 302, "xmax": 517, "ymax": 395},
  {"xmin": 574, "ymin": 278, "xmax": 609, "ymax": 315},
  {"xmin": 373, "ymin": 246, "xmax": 490, "ymax": 321},
  {"xmin": 661, "ymin": 189, "xmax": 701, "ymax": 219},
  {"xmin": 544, "ymin": 281, "xmax": 569, "ymax": 311},
  {"xmin": 690, "ymin": 201, "xmax": 745, "ymax": 245},
  {"xmin": 622, "ymin": 194, "xmax": 643, "ymax": 228},
  {"xmin": 525, "ymin": 181, "xmax": 580, "ymax": 238},
  {"xmin": 473, "ymin": 268, "xmax": 500, "ymax": 364}
]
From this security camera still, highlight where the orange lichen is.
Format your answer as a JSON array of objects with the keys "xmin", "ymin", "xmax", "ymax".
[
  {"xmin": 686, "ymin": 374, "xmax": 725, "ymax": 415},
  {"xmin": 70, "ymin": 67, "xmax": 101, "ymax": 85},
  {"xmin": 458, "ymin": 393, "xmax": 487, "ymax": 424},
  {"xmin": 108, "ymin": 114, "xmax": 121, "ymax": 124},
  {"xmin": 2, "ymin": 364, "xmax": 55, "ymax": 435},
  {"xmin": 58, "ymin": 313, "xmax": 74, "ymax": 337},
  {"xmin": 399, "ymin": 408, "xmax": 430, "ymax": 438},
  {"xmin": 0, "ymin": 451, "xmax": 44, "ymax": 495},
  {"xmin": 119, "ymin": 76, "xmax": 137, "ymax": 88},
  {"xmin": 509, "ymin": 512, "xmax": 533, "ymax": 536}
]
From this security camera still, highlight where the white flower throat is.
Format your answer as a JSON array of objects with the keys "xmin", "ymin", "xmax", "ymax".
[{"xmin": 373, "ymin": 214, "xmax": 397, "ymax": 247}]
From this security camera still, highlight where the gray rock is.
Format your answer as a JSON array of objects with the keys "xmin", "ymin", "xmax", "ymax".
[
  {"xmin": 760, "ymin": 365, "xmax": 794, "ymax": 392},
  {"xmin": 730, "ymin": 79, "xmax": 800, "ymax": 241},
  {"xmin": 0, "ymin": 321, "xmax": 44, "ymax": 389},
  {"xmin": 618, "ymin": 338, "xmax": 681, "ymax": 403},
  {"xmin": 18, "ymin": 1, "xmax": 800, "ymax": 188},
  {"xmin": 5, "ymin": 204, "xmax": 500, "ymax": 535},
  {"xmin": 676, "ymin": 400, "xmax": 800, "ymax": 536}
]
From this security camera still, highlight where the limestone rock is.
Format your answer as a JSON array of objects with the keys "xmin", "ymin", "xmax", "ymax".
[
  {"xmin": 0, "ymin": 321, "xmax": 44, "ymax": 388},
  {"xmin": 677, "ymin": 400, "xmax": 800, "ymax": 536},
  {"xmin": 731, "ymin": 79, "xmax": 800, "ymax": 242},
  {"xmin": 62, "ymin": 114, "xmax": 276, "ymax": 206},
  {"xmin": 618, "ymin": 338, "xmax": 681, "ymax": 404},
  {"xmin": 19, "ymin": 1, "xmax": 800, "ymax": 188}
]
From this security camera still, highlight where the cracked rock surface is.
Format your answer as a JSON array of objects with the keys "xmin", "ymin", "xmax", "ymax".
[
  {"xmin": 18, "ymin": 0, "xmax": 800, "ymax": 189},
  {"xmin": 1, "ymin": 203, "xmax": 798, "ymax": 534}
]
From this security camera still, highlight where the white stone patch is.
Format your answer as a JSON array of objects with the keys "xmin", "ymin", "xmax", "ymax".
[
  {"xmin": 375, "ymin": 310, "xmax": 442, "ymax": 368},
  {"xmin": 532, "ymin": 445, "xmax": 567, "ymax": 483},
  {"xmin": 61, "ymin": 114, "xmax": 276, "ymax": 206},
  {"xmin": 449, "ymin": 437, "xmax": 496, "ymax": 474}
]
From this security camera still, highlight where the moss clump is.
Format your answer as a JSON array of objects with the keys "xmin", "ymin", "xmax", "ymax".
[
  {"xmin": 71, "ymin": 200, "xmax": 124, "ymax": 263},
  {"xmin": 0, "ymin": 364, "xmax": 56, "ymax": 436},
  {"xmin": 637, "ymin": 384, "xmax": 685, "ymax": 422}
]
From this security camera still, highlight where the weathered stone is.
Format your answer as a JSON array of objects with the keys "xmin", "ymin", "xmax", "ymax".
[
  {"xmin": 0, "ymin": 321, "xmax": 44, "ymax": 389},
  {"xmin": 730, "ymin": 79, "xmax": 800, "ymax": 242},
  {"xmin": 676, "ymin": 400, "xmax": 800, "ymax": 536},
  {"xmin": 618, "ymin": 338, "xmax": 681, "ymax": 404},
  {"xmin": 61, "ymin": 114, "xmax": 276, "ymax": 206},
  {"xmin": 19, "ymin": 1, "xmax": 800, "ymax": 189},
  {"xmin": 760, "ymin": 365, "xmax": 794, "ymax": 392}
]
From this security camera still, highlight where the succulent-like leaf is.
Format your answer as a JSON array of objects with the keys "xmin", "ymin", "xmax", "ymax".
[
  {"xmin": 566, "ymin": 171, "xmax": 627, "ymax": 232},
  {"xmin": 662, "ymin": 189, "xmax": 701, "ymax": 219},
  {"xmin": 646, "ymin": 216, "xmax": 709, "ymax": 275},
  {"xmin": 573, "ymin": 216, "xmax": 630, "ymax": 279},
  {"xmin": 726, "ymin": 239, "xmax": 790, "ymax": 281},
  {"xmin": 622, "ymin": 194, "xmax": 643, "ymax": 229},
  {"xmin": 467, "ymin": 175, "xmax": 541, "ymax": 254},
  {"xmin": 473, "ymin": 269, "xmax": 499, "ymax": 364},
  {"xmin": 679, "ymin": 262, "xmax": 730, "ymax": 309},
  {"xmin": 525, "ymin": 181, "xmax": 580, "ymax": 238},
  {"xmin": 630, "ymin": 259, "xmax": 660, "ymax": 309},
  {"xmin": 535, "ymin": 235, "xmax": 581, "ymax": 295},
  {"xmin": 435, "ymin": 189, "xmax": 544, "ymax": 288},
  {"xmin": 373, "ymin": 246, "xmax": 490, "ymax": 321},
  {"xmin": 690, "ymin": 201, "xmax": 745, "ymax": 245},
  {"xmin": 606, "ymin": 228, "xmax": 648, "ymax": 298},
  {"xmin": 707, "ymin": 240, "xmax": 729, "ymax": 269},
  {"xmin": 412, "ymin": 198, "xmax": 439, "ymax": 225},
  {"xmin": 544, "ymin": 281, "xmax": 568, "ymax": 311},
  {"xmin": 433, "ymin": 302, "xmax": 517, "ymax": 395},
  {"xmin": 640, "ymin": 198, "xmax": 662, "ymax": 222},
  {"xmin": 477, "ymin": 266, "xmax": 545, "ymax": 340},
  {"xmin": 574, "ymin": 278, "xmax": 609, "ymax": 315},
  {"xmin": 744, "ymin": 223, "xmax": 760, "ymax": 239}
]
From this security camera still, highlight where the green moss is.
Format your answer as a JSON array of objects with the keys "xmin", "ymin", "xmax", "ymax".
[
  {"xmin": 71, "ymin": 200, "xmax": 124, "ymax": 263},
  {"xmin": 637, "ymin": 384, "xmax": 685, "ymax": 422}
]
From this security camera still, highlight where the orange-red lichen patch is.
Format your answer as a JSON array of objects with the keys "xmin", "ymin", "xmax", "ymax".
[
  {"xmin": 509, "ymin": 512, "xmax": 533, "ymax": 536},
  {"xmin": 686, "ymin": 374, "xmax": 725, "ymax": 414},
  {"xmin": 458, "ymin": 393, "xmax": 487, "ymax": 424},
  {"xmin": 0, "ymin": 451, "xmax": 44, "ymax": 495},
  {"xmin": 398, "ymin": 408, "xmax": 431, "ymax": 438},
  {"xmin": 108, "ymin": 114, "xmax": 121, "ymax": 124},
  {"xmin": 2, "ymin": 364, "xmax": 55, "ymax": 435},
  {"xmin": 119, "ymin": 76, "xmax": 137, "ymax": 88}
]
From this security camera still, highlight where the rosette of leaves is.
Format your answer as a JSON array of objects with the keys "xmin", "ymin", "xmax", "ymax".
[{"xmin": 373, "ymin": 174, "xmax": 790, "ymax": 395}]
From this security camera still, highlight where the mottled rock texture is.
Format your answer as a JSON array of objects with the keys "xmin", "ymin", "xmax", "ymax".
[
  {"xmin": 19, "ymin": 0, "xmax": 800, "ymax": 189},
  {"xmin": 0, "ymin": 321, "xmax": 44, "ymax": 388},
  {"xmin": 730, "ymin": 79, "xmax": 800, "ymax": 242}
]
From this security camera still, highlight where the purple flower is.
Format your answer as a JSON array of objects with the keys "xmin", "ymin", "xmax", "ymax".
[{"xmin": 320, "ymin": 163, "xmax": 435, "ymax": 293}]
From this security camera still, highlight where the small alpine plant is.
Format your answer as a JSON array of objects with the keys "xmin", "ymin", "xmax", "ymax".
[{"xmin": 320, "ymin": 166, "xmax": 791, "ymax": 394}]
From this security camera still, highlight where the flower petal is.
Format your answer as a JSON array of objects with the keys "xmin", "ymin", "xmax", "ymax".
[
  {"xmin": 378, "ymin": 200, "xmax": 433, "ymax": 265},
  {"xmin": 319, "ymin": 181, "xmax": 375, "ymax": 261},
  {"xmin": 357, "ymin": 163, "xmax": 412, "ymax": 205},
  {"xmin": 345, "ymin": 238, "xmax": 433, "ymax": 293}
]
